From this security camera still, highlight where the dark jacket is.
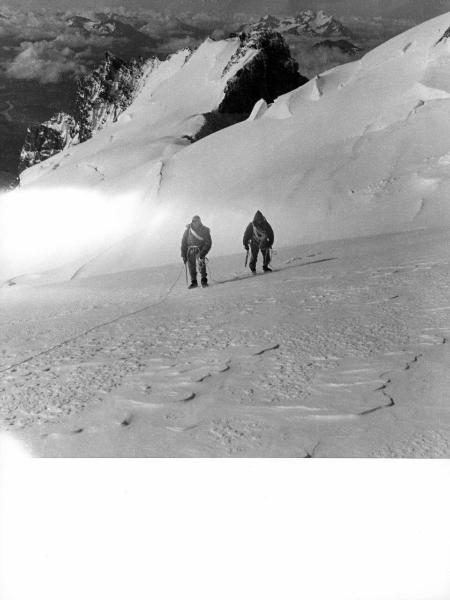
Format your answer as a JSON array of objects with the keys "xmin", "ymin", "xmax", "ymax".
[
  {"xmin": 181, "ymin": 222, "xmax": 212, "ymax": 261},
  {"xmin": 243, "ymin": 211, "xmax": 274, "ymax": 248}
]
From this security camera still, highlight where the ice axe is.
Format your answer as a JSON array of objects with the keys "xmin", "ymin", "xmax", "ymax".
[{"xmin": 244, "ymin": 248, "xmax": 249, "ymax": 267}]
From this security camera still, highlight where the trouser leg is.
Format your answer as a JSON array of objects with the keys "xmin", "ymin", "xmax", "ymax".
[
  {"xmin": 249, "ymin": 240, "xmax": 259, "ymax": 270},
  {"xmin": 198, "ymin": 258, "xmax": 207, "ymax": 283},
  {"xmin": 187, "ymin": 250, "xmax": 197, "ymax": 282},
  {"xmin": 261, "ymin": 243, "xmax": 271, "ymax": 268}
]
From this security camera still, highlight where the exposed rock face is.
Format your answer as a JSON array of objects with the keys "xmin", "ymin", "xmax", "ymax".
[
  {"xmin": 218, "ymin": 27, "xmax": 307, "ymax": 114},
  {"xmin": 435, "ymin": 26, "xmax": 450, "ymax": 45},
  {"xmin": 75, "ymin": 52, "xmax": 146, "ymax": 142},
  {"xmin": 18, "ymin": 52, "xmax": 147, "ymax": 171},
  {"xmin": 19, "ymin": 112, "xmax": 78, "ymax": 172}
]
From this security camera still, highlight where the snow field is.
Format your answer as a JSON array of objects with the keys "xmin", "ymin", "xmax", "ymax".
[{"xmin": 1, "ymin": 226, "xmax": 450, "ymax": 457}]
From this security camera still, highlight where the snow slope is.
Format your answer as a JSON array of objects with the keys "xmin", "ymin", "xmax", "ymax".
[
  {"xmin": 161, "ymin": 13, "xmax": 450, "ymax": 248},
  {"xmin": 3, "ymin": 15, "xmax": 450, "ymax": 282},
  {"xmin": 2, "ymin": 226, "xmax": 450, "ymax": 458}
]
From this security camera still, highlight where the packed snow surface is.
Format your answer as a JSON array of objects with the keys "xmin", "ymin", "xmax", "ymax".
[
  {"xmin": 2, "ymin": 227, "xmax": 450, "ymax": 458},
  {"xmin": 3, "ymin": 14, "xmax": 450, "ymax": 281}
]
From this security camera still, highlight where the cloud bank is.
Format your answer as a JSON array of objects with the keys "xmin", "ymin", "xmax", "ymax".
[
  {"xmin": 0, "ymin": 5, "xmax": 415, "ymax": 84},
  {"xmin": 5, "ymin": 39, "xmax": 89, "ymax": 84}
]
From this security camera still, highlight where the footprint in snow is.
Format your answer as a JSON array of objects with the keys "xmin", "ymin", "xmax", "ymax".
[
  {"xmin": 166, "ymin": 423, "xmax": 199, "ymax": 433},
  {"xmin": 253, "ymin": 343, "xmax": 280, "ymax": 356},
  {"xmin": 120, "ymin": 415, "xmax": 133, "ymax": 427},
  {"xmin": 194, "ymin": 372, "xmax": 211, "ymax": 383}
]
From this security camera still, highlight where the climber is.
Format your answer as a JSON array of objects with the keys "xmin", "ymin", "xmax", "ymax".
[
  {"xmin": 181, "ymin": 215, "xmax": 212, "ymax": 288},
  {"xmin": 243, "ymin": 210, "xmax": 274, "ymax": 273}
]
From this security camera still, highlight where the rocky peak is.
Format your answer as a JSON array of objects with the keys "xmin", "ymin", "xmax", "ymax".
[
  {"xmin": 257, "ymin": 14, "xmax": 281, "ymax": 29},
  {"xmin": 218, "ymin": 26, "xmax": 307, "ymax": 114},
  {"xmin": 19, "ymin": 31, "xmax": 307, "ymax": 175},
  {"xmin": 18, "ymin": 52, "xmax": 148, "ymax": 172},
  {"xmin": 67, "ymin": 14, "xmax": 154, "ymax": 45},
  {"xmin": 75, "ymin": 51, "xmax": 146, "ymax": 142},
  {"xmin": 435, "ymin": 25, "xmax": 450, "ymax": 44},
  {"xmin": 19, "ymin": 112, "xmax": 78, "ymax": 172}
]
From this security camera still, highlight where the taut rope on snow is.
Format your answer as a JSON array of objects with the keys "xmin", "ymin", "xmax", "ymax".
[
  {"xmin": 207, "ymin": 248, "xmax": 276, "ymax": 284},
  {"xmin": 0, "ymin": 265, "xmax": 185, "ymax": 375}
]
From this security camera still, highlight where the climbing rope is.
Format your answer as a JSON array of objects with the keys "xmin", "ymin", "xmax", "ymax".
[{"xmin": 0, "ymin": 264, "xmax": 185, "ymax": 375}]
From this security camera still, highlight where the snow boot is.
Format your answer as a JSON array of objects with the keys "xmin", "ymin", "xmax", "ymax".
[
  {"xmin": 188, "ymin": 281, "xmax": 198, "ymax": 289},
  {"xmin": 201, "ymin": 278, "xmax": 208, "ymax": 288},
  {"xmin": 263, "ymin": 266, "xmax": 272, "ymax": 272},
  {"xmin": 250, "ymin": 267, "xmax": 256, "ymax": 274}
]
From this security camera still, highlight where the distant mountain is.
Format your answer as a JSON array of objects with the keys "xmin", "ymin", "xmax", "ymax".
[
  {"xmin": 67, "ymin": 14, "xmax": 156, "ymax": 47},
  {"xmin": 150, "ymin": 16, "xmax": 208, "ymax": 38},
  {"xmin": 252, "ymin": 10, "xmax": 352, "ymax": 37}
]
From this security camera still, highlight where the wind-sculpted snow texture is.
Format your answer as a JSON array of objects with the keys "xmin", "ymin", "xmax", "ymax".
[{"xmin": 2, "ymin": 228, "xmax": 450, "ymax": 457}]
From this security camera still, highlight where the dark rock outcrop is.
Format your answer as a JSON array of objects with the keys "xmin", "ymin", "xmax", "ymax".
[
  {"xmin": 19, "ymin": 112, "xmax": 78, "ymax": 172},
  {"xmin": 218, "ymin": 27, "xmax": 307, "ymax": 115},
  {"xmin": 435, "ymin": 25, "xmax": 450, "ymax": 45},
  {"xmin": 75, "ymin": 52, "xmax": 146, "ymax": 142},
  {"xmin": 18, "ymin": 52, "xmax": 147, "ymax": 171}
]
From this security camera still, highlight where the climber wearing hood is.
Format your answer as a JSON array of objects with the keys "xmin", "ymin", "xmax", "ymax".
[
  {"xmin": 243, "ymin": 210, "xmax": 274, "ymax": 273},
  {"xmin": 181, "ymin": 215, "xmax": 212, "ymax": 288}
]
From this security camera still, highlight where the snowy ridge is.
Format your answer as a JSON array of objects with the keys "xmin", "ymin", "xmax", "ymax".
[
  {"xmin": 19, "ymin": 53, "xmax": 149, "ymax": 172},
  {"xmin": 4, "ymin": 14, "xmax": 450, "ymax": 283},
  {"xmin": 157, "ymin": 13, "xmax": 450, "ymax": 254}
]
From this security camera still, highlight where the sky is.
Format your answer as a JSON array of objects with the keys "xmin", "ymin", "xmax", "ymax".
[{"xmin": 2, "ymin": 0, "xmax": 450, "ymax": 19}]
